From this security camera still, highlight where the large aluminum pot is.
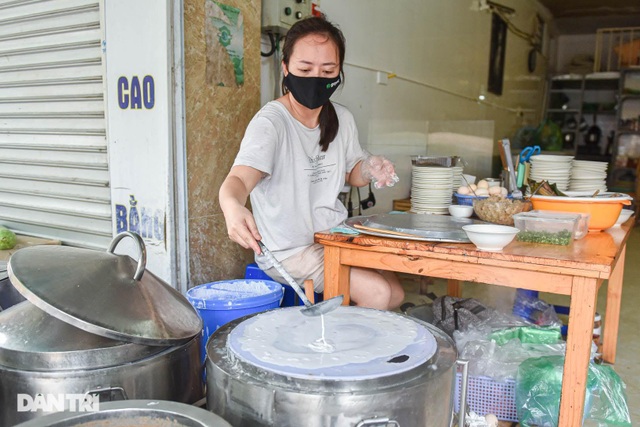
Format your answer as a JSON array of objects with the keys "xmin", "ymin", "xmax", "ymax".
[
  {"xmin": 14, "ymin": 400, "xmax": 232, "ymax": 427},
  {"xmin": 0, "ymin": 261, "xmax": 25, "ymax": 311},
  {"xmin": 207, "ymin": 306, "xmax": 468, "ymax": 427},
  {"xmin": 0, "ymin": 302, "xmax": 204, "ymax": 427},
  {"xmin": 1, "ymin": 233, "xmax": 205, "ymax": 426}
]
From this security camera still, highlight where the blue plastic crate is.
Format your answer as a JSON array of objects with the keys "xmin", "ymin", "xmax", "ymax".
[{"xmin": 454, "ymin": 373, "xmax": 518, "ymax": 422}]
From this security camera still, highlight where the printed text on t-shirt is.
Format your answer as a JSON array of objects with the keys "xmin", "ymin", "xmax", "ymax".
[{"xmin": 305, "ymin": 154, "xmax": 336, "ymax": 184}]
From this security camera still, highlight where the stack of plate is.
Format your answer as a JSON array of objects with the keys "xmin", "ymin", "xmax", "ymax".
[
  {"xmin": 410, "ymin": 166, "xmax": 454, "ymax": 214},
  {"xmin": 451, "ymin": 165, "xmax": 464, "ymax": 190},
  {"xmin": 569, "ymin": 160, "xmax": 608, "ymax": 193},
  {"xmin": 529, "ymin": 155, "xmax": 573, "ymax": 191}
]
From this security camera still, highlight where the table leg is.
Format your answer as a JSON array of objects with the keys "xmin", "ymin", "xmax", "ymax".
[
  {"xmin": 559, "ymin": 276, "xmax": 598, "ymax": 427},
  {"xmin": 447, "ymin": 279, "xmax": 461, "ymax": 298},
  {"xmin": 603, "ymin": 246, "xmax": 626, "ymax": 364},
  {"xmin": 323, "ymin": 246, "xmax": 351, "ymax": 305}
]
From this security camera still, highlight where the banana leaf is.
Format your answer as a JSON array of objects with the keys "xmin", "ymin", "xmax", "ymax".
[{"xmin": 528, "ymin": 179, "xmax": 567, "ymax": 197}]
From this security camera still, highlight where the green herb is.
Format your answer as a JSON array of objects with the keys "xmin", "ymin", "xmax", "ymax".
[{"xmin": 516, "ymin": 229, "xmax": 572, "ymax": 245}]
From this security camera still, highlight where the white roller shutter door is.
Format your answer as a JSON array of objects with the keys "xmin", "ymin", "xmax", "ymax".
[{"xmin": 0, "ymin": 0, "xmax": 110, "ymax": 249}]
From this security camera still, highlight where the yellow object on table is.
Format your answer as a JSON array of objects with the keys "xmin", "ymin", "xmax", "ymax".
[
  {"xmin": 392, "ymin": 198, "xmax": 411, "ymax": 212},
  {"xmin": 0, "ymin": 235, "xmax": 61, "ymax": 261}
]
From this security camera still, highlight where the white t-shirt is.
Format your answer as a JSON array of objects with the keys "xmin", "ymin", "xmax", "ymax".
[{"xmin": 233, "ymin": 100, "xmax": 366, "ymax": 269}]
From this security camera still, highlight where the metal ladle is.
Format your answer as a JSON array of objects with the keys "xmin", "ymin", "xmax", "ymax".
[{"xmin": 257, "ymin": 241, "xmax": 344, "ymax": 316}]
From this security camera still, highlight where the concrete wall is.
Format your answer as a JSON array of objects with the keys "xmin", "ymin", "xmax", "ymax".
[
  {"xmin": 262, "ymin": 0, "xmax": 552, "ymax": 213},
  {"xmin": 183, "ymin": 0, "xmax": 552, "ymax": 285},
  {"xmin": 184, "ymin": 0, "xmax": 261, "ymax": 285}
]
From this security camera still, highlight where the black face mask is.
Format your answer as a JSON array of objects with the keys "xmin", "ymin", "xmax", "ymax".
[{"xmin": 283, "ymin": 73, "xmax": 341, "ymax": 109}]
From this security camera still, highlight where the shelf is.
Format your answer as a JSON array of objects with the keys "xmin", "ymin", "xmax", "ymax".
[
  {"xmin": 616, "ymin": 129, "xmax": 640, "ymax": 136},
  {"xmin": 583, "ymin": 109, "xmax": 617, "ymax": 115},
  {"xmin": 549, "ymin": 89, "xmax": 582, "ymax": 93},
  {"xmin": 584, "ymin": 80, "xmax": 620, "ymax": 90},
  {"xmin": 575, "ymin": 154, "xmax": 612, "ymax": 162},
  {"xmin": 619, "ymin": 94, "xmax": 640, "ymax": 102},
  {"xmin": 544, "ymin": 73, "xmax": 620, "ymax": 161},
  {"xmin": 547, "ymin": 109, "xmax": 580, "ymax": 113}
]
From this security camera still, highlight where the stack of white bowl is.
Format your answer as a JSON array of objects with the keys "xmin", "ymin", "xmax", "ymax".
[
  {"xmin": 569, "ymin": 160, "xmax": 608, "ymax": 193},
  {"xmin": 529, "ymin": 155, "xmax": 573, "ymax": 191},
  {"xmin": 410, "ymin": 166, "xmax": 454, "ymax": 214}
]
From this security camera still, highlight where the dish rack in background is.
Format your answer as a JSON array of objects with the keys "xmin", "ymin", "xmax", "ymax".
[
  {"xmin": 454, "ymin": 373, "xmax": 518, "ymax": 422},
  {"xmin": 594, "ymin": 27, "xmax": 640, "ymax": 72}
]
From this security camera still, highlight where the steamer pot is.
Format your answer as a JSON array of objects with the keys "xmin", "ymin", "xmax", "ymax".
[
  {"xmin": 1, "ymin": 233, "xmax": 204, "ymax": 426},
  {"xmin": 0, "ymin": 302, "xmax": 203, "ymax": 426},
  {"xmin": 0, "ymin": 261, "xmax": 25, "ymax": 310},
  {"xmin": 206, "ymin": 306, "xmax": 468, "ymax": 427},
  {"xmin": 14, "ymin": 400, "xmax": 232, "ymax": 427}
]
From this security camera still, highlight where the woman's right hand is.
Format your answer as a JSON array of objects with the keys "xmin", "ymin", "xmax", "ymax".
[
  {"xmin": 219, "ymin": 165, "xmax": 265, "ymax": 254},
  {"xmin": 223, "ymin": 203, "xmax": 262, "ymax": 254}
]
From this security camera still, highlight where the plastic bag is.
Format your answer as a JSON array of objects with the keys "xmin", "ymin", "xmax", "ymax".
[
  {"xmin": 535, "ymin": 119, "xmax": 563, "ymax": 151},
  {"xmin": 432, "ymin": 296, "xmax": 493, "ymax": 336},
  {"xmin": 517, "ymin": 356, "xmax": 631, "ymax": 427},
  {"xmin": 587, "ymin": 364, "xmax": 631, "ymax": 426},
  {"xmin": 459, "ymin": 338, "xmax": 567, "ymax": 381},
  {"xmin": 457, "ymin": 325, "xmax": 566, "ymax": 381},
  {"xmin": 489, "ymin": 326, "xmax": 561, "ymax": 346},
  {"xmin": 512, "ymin": 289, "xmax": 563, "ymax": 328}
]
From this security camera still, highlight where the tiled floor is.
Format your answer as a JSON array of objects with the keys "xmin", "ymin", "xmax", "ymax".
[{"xmin": 398, "ymin": 226, "xmax": 640, "ymax": 425}]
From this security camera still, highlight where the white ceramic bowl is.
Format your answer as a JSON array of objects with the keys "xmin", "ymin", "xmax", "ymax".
[
  {"xmin": 448, "ymin": 204, "xmax": 474, "ymax": 218},
  {"xmin": 614, "ymin": 209, "xmax": 634, "ymax": 226},
  {"xmin": 462, "ymin": 224, "xmax": 519, "ymax": 252}
]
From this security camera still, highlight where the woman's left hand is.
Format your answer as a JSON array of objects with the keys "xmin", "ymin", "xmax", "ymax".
[{"xmin": 360, "ymin": 155, "xmax": 400, "ymax": 189}]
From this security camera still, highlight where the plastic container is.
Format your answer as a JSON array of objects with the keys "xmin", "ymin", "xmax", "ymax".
[
  {"xmin": 456, "ymin": 193, "xmax": 515, "ymax": 206},
  {"xmin": 513, "ymin": 210, "xmax": 590, "ymax": 244},
  {"xmin": 454, "ymin": 193, "xmax": 488, "ymax": 206},
  {"xmin": 530, "ymin": 193, "xmax": 631, "ymax": 231},
  {"xmin": 186, "ymin": 279, "xmax": 283, "ymax": 361}
]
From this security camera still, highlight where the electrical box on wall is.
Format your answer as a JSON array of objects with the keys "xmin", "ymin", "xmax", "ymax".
[{"xmin": 262, "ymin": 0, "xmax": 313, "ymax": 35}]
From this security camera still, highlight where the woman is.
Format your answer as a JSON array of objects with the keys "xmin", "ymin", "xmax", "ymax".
[{"xmin": 219, "ymin": 16, "xmax": 404, "ymax": 310}]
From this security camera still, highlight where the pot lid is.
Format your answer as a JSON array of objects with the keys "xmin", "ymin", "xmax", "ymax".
[
  {"xmin": 7, "ymin": 232, "xmax": 202, "ymax": 346},
  {"xmin": 14, "ymin": 400, "xmax": 233, "ymax": 427},
  {"xmin": 227, "ymin": 306, "xmax": 437, "ymax": 380},
  {"xmin": 0, "ymin": 301, "xmax": 166, "ymax": 370}
]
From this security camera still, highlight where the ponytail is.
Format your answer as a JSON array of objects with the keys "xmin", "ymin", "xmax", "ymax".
[{"xmin": 319, "ymin": 101, "xmax": 338, "ymax": 152}]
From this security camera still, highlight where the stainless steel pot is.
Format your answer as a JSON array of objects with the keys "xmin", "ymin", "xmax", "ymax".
[
  {"xmin": 0, "ymin": 301, "xmax": 204, "ymax": 426},
  {"xmin": 206, "ymin": 307, "xmax": 468, "ymax": 427},
  {"xmin": 14, "ymin": 400, "xmax": 232, "ymax": 427},
  {"xmin": 0, "ymin": 261, "xmax": 25, "ymax": 310},
  {"xmin": 1, "ymin": 233, "xmax": 205, "ymax": 426}
]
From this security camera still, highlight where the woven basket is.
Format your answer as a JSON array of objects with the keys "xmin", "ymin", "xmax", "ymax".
[{"xmin": 473, "ymin": 196, "xmax": 532, "ymax": 225}]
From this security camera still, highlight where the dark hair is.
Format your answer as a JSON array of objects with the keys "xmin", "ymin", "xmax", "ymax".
[{"xmin": 281, "ymin": 17, "xmax": 346, "ymax": 152}]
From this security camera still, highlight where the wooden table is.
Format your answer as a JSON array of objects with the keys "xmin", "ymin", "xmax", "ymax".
[{"xmin": 315, "ymin": 221, "xmax": 632, "ymax": 427}]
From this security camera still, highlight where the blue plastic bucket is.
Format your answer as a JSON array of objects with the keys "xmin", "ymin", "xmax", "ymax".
[
  {"xmin": 186, "ymin": 279, "xmax": 283, "ymax": 362},
  {"xmin": 244, "ymin": 263, "xmax": 323, "ymax": 307}
]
